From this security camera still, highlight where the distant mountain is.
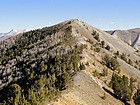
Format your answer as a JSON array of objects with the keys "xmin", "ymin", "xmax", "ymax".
[
  {"xmin": 0, "ymin": 29, "xmax": 27, "ymax": 40},
  {"xmin": 106, "ymin": 28, "xmax": 140, "ymax": 50}
]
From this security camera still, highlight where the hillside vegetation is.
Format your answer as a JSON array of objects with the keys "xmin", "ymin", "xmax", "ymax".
[
  {"xmin": 0, "ymin": 19, "xmax": 140, "ymax": 105},
  {"xmin": 0, "ymin": 22, "xmax": 85, "ymax": 104}
]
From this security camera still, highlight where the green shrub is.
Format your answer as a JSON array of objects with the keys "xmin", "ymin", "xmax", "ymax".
[
  {"xmin": 92, "ymin": 70, "xmax": 100, "ymax": 77},
  {"xmin": 105, "ymin": 45, "xmax": 110, "ymax": 51},
  {"xmin": 102, "ymin": 68, "xmax": 108, "ymax": 76},
  {"xmin": 128, "ymin": 58, "xmax": 133, "ymax": 65},
  {"xmin": 110, "ymin": 74, "xmax": 132, "ymax": 101},
  {"xmin": 94, "ymin": 34, "xmax": 100, "ymax": 42},
  {"xmin": 101, "ymin": 93, "xmax": 106, "ymax": 100},
  {"xmin": 79, "ymin": 63, "xmax": 86, "ymax": 70},
  {"xmin": 85, "ymin": 62, "xmax": 90, "ymax": 66},
  {"xmin": 103, "ymin": 54, "xmax": 120, "ymax": 70},
  {"xmin": 94, "ymin": 47, "xmax": 100, "ymax": 52},
  {"xmin": 7, "ymin": 84, "xmax": 22, "ymax": 105},
  {"xmin": 133, "ymin": 89, "xmax": 140, "ymax": 105},
  {"xmin": 120, "ymin": 53, "xmax": 127, "ymax": 62},
  {"xmin": 101, "ymin": 41, "xmax": 105, "ymax": 48},
  {"xmin": 114, "ymin": 51, "xmax": 120, "ymax": 56},
  {"xmin": 92, "ymin": 30, "xmax": 100, "ymax": 42}
]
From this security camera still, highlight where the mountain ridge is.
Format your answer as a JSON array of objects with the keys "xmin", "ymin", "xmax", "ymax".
[
  {"xmin": 0, "ymin": 19, "xmax": 140, "ymax": 105},
  {"xmin": 106, "ymin": 28, "xmax": 140, "ymax": 50},
  {"xmin": 0, "ymin": 29, "xmax": 28, "ymax": 40}
]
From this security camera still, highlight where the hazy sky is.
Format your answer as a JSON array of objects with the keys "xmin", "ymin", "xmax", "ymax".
[{"xmin": 0, "ymin": 0, "xmax": 140, "ymax": 32}]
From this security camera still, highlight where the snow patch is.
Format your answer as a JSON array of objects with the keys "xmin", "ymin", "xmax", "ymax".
[{"xmin": 0, "ymin": 29, "xmax": 28, "ymax": 40}]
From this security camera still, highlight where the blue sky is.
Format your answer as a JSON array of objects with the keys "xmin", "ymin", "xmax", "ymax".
[{"xmin": 0, "ymin": 0, "xmax": 140, "ymax": 32}]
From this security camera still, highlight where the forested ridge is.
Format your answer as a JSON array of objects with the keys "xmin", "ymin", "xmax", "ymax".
[{"xmin": 0, "ymin": 21, "xmax": 85, "ymax": 104}]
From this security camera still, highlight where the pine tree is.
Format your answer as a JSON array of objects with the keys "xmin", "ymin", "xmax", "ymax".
[
  {"xmin": 133, "ymin": 89, "xmax": 140, "ymax": 105},
  {"xmin": 7, "ymin": 84, "xmax": 22, "ymax": 105}
]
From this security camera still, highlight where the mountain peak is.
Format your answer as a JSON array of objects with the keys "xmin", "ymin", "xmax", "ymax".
[
  {"xmin": 67, "ymin": 18, "xmax": 81, "ymax": 22},
  {"xmin": 63, "ymin": 19, "xmax": 82, "ymax": 25},
  {"xmin": 10, "ymin": 29, "xmax": 19, "ymax": 32},
  {"xmin": 0, "ymin": 29, "xmax": 27, "ymax": 40},
  {"xmin": 9, "ymin": 29, "xmax": 27, "ymax": 34}
]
